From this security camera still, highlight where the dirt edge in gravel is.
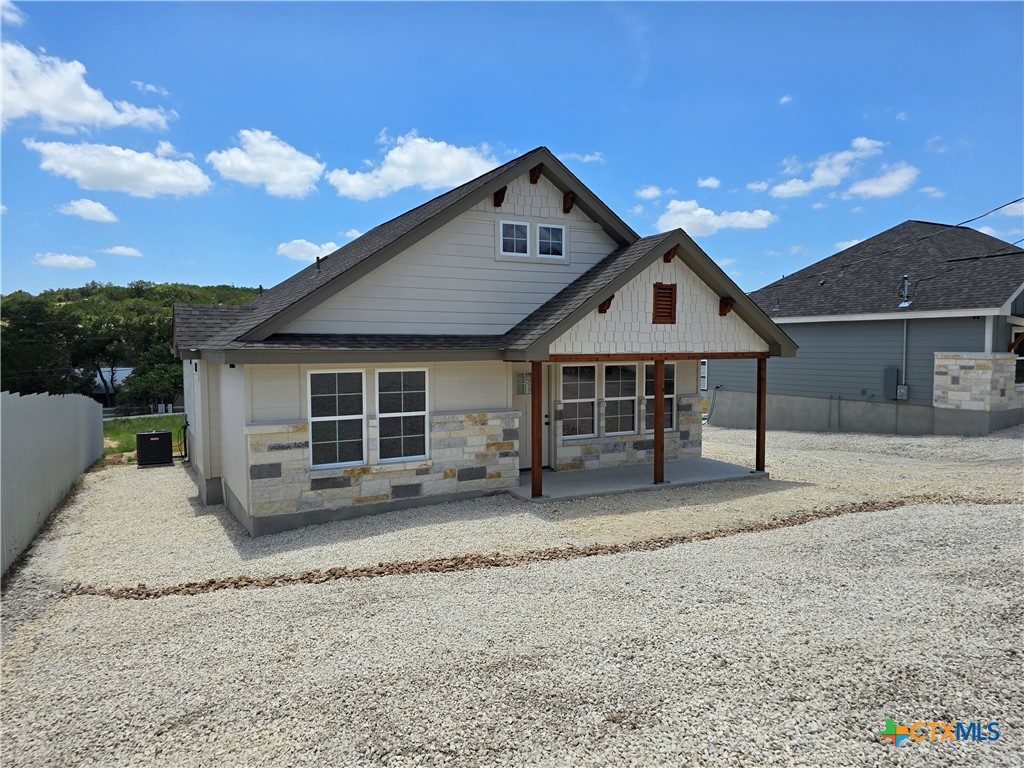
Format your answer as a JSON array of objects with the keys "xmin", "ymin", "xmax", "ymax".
[{"xmin": 62, "ymin": 492, "xmax": 1019, "ymax": 601}]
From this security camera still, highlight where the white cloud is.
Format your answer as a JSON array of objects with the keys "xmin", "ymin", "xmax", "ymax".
[
  {"xmin": 719, "ymin": 258, "xmax": 736, "ymax": 266},
  {"xmin": 920, "ymin": 186, "xmax": 945, "ymax": 198},
  {"xmin": 771, "ymin": 138, "xmax": 885, "ymax": 198},
  {"xmin": 0, "ymin": 204, "xmax": 6, "ymax": 214},
  {"xmin": 25, "ymin": 139, "xmax": 212, "ymax": 197},
  {"xmin": 999, "ymin": 201, "xmax": 1023, "ymax": 218},
  {"xmin": 844, "ymin": 162, "xmax": 919, "ymax": 199},
  {"xmin": 976, "ymin": 226, "xmax": 999, "ymax": 237},
  {"xmin": 1, "ymin": 0, "xmax": 26, "ymax": 25},
  {"xmin": 34, "ymin": 252, "xmax": 96, "ymax": 269},
  {"xmin": 131, "ymin": 80, "xmax": 170, "ymax": 97},
  {"xmin": 697, "ymin": 176, "xmax": 720, "ymax": 189},
  {"xmin": 58, "ymin": 198, "xmax": 117, "ymax": 222},
  {"xmin": 99, "ymin": 245, "xmax": 142, "ymax": 257},
  {"xmin": 781, "ymin": 155, "xmax": 803, "ymax": 175},
  {"xmin": 155, "ymin": 140, "xmax": 193, "ymax": 160},
  {"xmin": 558, "ymin": 151, "xmax": 605, "ymax": 164},
  {"xmin": 343, "ymin": 229, "xmax": 362, "ymax": 239},
  {"xmin": 834, "ymin": 239, "xmax": 862, "ymax": 251},
  {"xmin": 779, "ymin": 95, "xmax": 793, "ymax": 105},
  {"xmin": 896, "ymin": 112, "xmax": 908, "ymax": 121},
  {"xmin": 630, "ymin": 204, "xmax": 645, "ymax": 215},
  {"xmin": 811, "ymin": 201, "xmax": 827, "ymax": 210},
  {"xmin": 925, "ymin": 135, "xmax": 949, "ymax": 154},
  {"xmin": 326, "ymin": 131, "xmax": 498, "ymax": 201},
  {"xmin": 788, "ymin": 245, "xmax": 808, "ymax": 256},
  {"xmin": 852, "ymin": 206, "xmax": 864, "ymax": 213},
  {"xmin": 764, "ymin": 249, "xmax": 781, "ymax": 257},
  {"xmin": 656, "ymin": 199, "xmax": 778, "ymax": 237},
  {"xmin": 206, "ymin": 129, "xmax": 324, "ymax": 198},
  {"xmin": 635, "ymin": 185, "xmax": 674, "ymax": 200},
  {"xmin": 1, "ymin": 42, "xmax": 172, "ymax": 132},
  {"xmin": 746, "ymin": 181, "xmax": 769, "ymax": 192},
  {"xmin": 276, "ymin": 239, "xmax": 339, "ymax": 262}
]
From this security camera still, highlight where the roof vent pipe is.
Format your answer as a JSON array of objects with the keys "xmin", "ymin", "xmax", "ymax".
[
  {"xmin": 315, "ymin": 256, "xmax": 322, "ymax": 276},
  {"xmin": 898, "ymin": 274, "xmax": 912, "ymax": 307},
  {"xmin": 258, "ymin": 284, "xmax": 263, "ymax": 296}
]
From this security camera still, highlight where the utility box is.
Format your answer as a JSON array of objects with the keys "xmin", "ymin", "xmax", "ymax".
[
  {"xmin": 896, "ymin": 385, "xmax": 909, "ymax": 401},
  {"xmin": 136, "ymin": 430, "xmax": 173, "ymax": 467},
  {"xmin": 883, "ymin": 367, "xmax": 900, "ymax": 400}
]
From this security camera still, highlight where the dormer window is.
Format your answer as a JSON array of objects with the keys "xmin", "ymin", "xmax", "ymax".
[
  {"xmin": 538, "ymin": 225, "xmax": 564, "ymax": 258},
  {"xmin": 500, "ymin": 221, "xmax": 529, "ymax": 256}
]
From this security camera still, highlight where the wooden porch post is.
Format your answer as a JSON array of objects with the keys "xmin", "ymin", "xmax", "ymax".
[
  {"xmin": 653, "ymin": 359, "xmax": 665, "ymax": 484},
  {"xmin": 755, "ymin": 357, "xmax": 767, "ymax": 472},
  {"xmin": 531, "ymin": 360, "xmax": 543, "ymax": 498}
]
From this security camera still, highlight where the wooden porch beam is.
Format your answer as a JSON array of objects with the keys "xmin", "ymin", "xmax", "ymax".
[
  {"xmin": 529, "ymin": 164, "xmax": 543, "ymax": 184},
  {"xmin": 562, "ymin": 191, "xmax": 577, "ymax": 214},
  {"xmin": 493, "ymin": 186, "xmax": 507, "ymax": 207},
  {"xmin": 531, "ymin": 360, "xmax": 543, "ymax": 498},
  {"xmin": 755, "ymin": 357, "xmax": 767, "ymax": 472},
  {"xmin": 653, "ymin": 359, "xmax": 665, "ymax": 484},
  {"xmin": 548, "ymin": 352, "xmax": 770, "ymax": 362}
]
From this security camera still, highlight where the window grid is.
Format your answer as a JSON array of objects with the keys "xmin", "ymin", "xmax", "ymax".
[
  {"xmin": 603, "ymin": 364, "xmax": 637, "ymax": 435},
  {"xmin": 645, "ymin": 363, "xmax": 676, "ymax": 432},
  {"xmin": 500, "ymin": 221, "xmax": 529, "ymax": 256},
  {"xmin": 538, "ymin": 225, "xmax": 565, "ymax": 258},
  {"xmin": 309, "ymin": 371, "xmax": 365, "ymax": 467},
  {"xmin": 561, "ymin": 365, "xmax": 596, "ymax": 438},
  {"xmin": 377, "ymin": 370, "xmax": 428, "ymax": 461}
]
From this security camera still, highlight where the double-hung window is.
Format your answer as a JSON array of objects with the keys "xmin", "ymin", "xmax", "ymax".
[
  {"xmin": 377, "ymin": 370, "xmax": 428, "ymax": 461},
  {"xmin": 500, "ymin": 221, "xmax": 529, "ymax": 256},
  {"xmin": 603, "ymin": 364, "xmax": 637, "ymax": 434},
  {"xmin": 309, "ymin": 372, "xmax": 365, "ymax": 467},
  {"xmin": 561, "ymin": 366, "xmax": 596, "ymax": 437},
  {"xmin": 645, "ymin": 363, "xmax": 675, "ymax": 431}
]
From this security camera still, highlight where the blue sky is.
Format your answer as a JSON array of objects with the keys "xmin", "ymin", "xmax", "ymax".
[{"xmin": 2, "ymin": 1, "xmax": 1022, "ymax": 296}]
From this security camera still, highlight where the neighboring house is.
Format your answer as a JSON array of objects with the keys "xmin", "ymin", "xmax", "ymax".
[
  {"xmin": 173, "ymin": 147, "xmax": 795, "ymax": 536},
  {"xmin": 708, "ymin": 220, "xmax": 1024, "ymax": 436}
]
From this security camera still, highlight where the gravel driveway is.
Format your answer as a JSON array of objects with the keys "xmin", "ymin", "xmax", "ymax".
[{"xmin": 2, "ymin": 426, "xmax": 1022, "ymax": 766}]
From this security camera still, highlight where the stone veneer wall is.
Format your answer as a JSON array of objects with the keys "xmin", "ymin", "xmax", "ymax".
[
  {"xmin": 553, "ymin": 394, "xmax": 702, "ymax": 471},
  {"xmin": 933, "ymin": 353, "xmax": 1022, "ymax": 412},
  {"xmin": 245, "ymin": 410, "xmax": 519, "ymax": 520}
]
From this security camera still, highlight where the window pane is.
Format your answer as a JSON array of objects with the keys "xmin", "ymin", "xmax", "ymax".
[
  {"xmin": 605, "ymin": 400, "xmax": 635, "ymax": 433},
  {"xmin": 336, "ymin": 372, "xmax": 362, "ymax": 395},
  {"xmin": 310, "ymin": 373, "xmax": 336, "ymax": 396},
  {"xmin": 337, "ymin": 440, "xmax": 362, "ymax": 464},
  {"xmin": 403, "ymin": 392, "xmax": 426, "ymax": 412},
  {"xmin": 379, "ymin": 416, "xmax": 402, "ymax": 438},
  {"xmin": 403, "ymin": 371, "xmax": 426, "ymax": 391},
  {"xmin": 379, "ymin": 437, "xmax": 402, "ymax": 460},
  {"xmin": 403, "ymin": 415, "xmax": 425, "ymax": 436},
  {"xmin": 338, "ymin": 419, "xmax": 362, "ymax": 440},
  {"xmin": 311, "ymin": 420, "xmax": 337, "ymax": 443},
  {"xmin": 311, "ymin": 395, "xmax": 337, "ymax": 418},
  {"xmin": 644, "ymin": 397, "xmax": 674, "ymax": 431},
  {"xmin": 403, "ymin": 435, "xmax": 426, "ymax": 457},
  {"xmin": 337, "ymin": 394, "xmax": 362, "ymax": 417},
  {"xmin": 312, "ymin": 443, "xmax": 338, "ymax": 466},
  {"xmin": 378, "ymin": 372, "xmax": 402, "ymax": 392},
  {"xmin": 605, "ymin": 365, "xmax": 636, "ymax": 398},
  {"xmin": 645, "ymin": 364, "xmax": 675, "ymax": 396},
  {"xmin": 379, "ymin": 393, "xmax": 402, "ymax": 414}
]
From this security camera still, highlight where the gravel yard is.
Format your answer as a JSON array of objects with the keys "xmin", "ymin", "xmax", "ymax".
[{"xmin": 2, "ymin": 426, "xmax": 1022, "ymax": 766}]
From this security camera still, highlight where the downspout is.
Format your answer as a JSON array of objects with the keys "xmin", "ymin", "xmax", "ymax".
[{"xmin": 902, "ymin": 319, "xmax": 909, "ymax": 386}]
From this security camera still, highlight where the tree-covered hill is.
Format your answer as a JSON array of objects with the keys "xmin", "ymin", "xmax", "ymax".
[{"xmin": 1, "ymin": 281, "xmax": 257, "ymax": 403}]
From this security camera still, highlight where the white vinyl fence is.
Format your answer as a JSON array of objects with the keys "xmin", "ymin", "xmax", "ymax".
[{"xmin": 2, "ymin": 391, "xmax": 103, "ymax": 574}]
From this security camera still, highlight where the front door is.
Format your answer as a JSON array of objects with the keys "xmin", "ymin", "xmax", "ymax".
[{"xmin": 511, "ymin": 364, "xmax": 550, "ymax": 469}]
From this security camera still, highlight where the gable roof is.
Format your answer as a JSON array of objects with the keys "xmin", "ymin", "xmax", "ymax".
[
  {"xmin": 753, "ymin": 221, "xmax": 1024, "ymax": 320},
  {"xmin": 172, "ymin": 303, "xmax": 250, "ymax": 353},
  {"xmin": 196, "ymin": 147, "xmax": 638, "ymax": 349}
]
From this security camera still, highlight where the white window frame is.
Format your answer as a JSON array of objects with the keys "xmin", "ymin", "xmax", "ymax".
[
  {"xmin": 376, "ymin": 368, "xmax": 429, "ymax": 463},
  {"xmin": 537, "ymin": 224, "xmax": 566, "ymax": 260},
  {"xmin": 644, "ymin": 363, "xmax": 676, "ymax": 433},
  {"xmin": 602, "ymin": 363, "xmax": 638, "ymax": 436},
  {"xmin": 560, "ymin": 365, "xmax": 597, "ymax": 439},
  {"xmin": 499, "ymin": 220, "xmax": 530, "ymax": 257},
  {"xmin": 308, "ymin": 369, "xmax": 367, "ymax": 469}
]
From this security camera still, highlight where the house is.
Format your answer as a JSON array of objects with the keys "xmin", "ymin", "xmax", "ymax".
[
  {"xmin": 708, "ymin": 220, "xmax": 1024, "ymax": 436},
  {"xmin": 172, "ymin": 147, "xmax": 796, "ymax": 535}
]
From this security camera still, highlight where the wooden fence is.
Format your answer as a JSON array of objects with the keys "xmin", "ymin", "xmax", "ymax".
[{"xmin": 2, "ymin": 391, "xmax": 103, "ymax": 575}]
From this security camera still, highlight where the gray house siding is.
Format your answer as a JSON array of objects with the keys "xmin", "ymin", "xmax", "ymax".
[{"xmin": 708, "ymin": 317, "xmax": 985, "ymax": 408}]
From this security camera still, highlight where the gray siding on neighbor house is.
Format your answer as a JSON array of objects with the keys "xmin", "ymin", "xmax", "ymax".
[{"xmin": 707, "ymin": 317, "xmax": 986, "ymax": 407}]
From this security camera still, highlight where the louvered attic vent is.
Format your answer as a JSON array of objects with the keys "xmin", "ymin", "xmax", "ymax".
[{"xmin": 652, "ymin": 283, "xmax": 677, "ymax": 324}]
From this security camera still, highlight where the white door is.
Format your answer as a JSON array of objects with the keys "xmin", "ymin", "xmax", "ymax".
[{"xmin": 511, "ymin": 364, "xmax": 550, "ymax": 469}]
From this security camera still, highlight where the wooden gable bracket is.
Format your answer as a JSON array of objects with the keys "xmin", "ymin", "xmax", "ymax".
[
  {"xmin": 529, "ymin": 164, "xmax": 543, "ymax": 184},
  {"xmin": 719, "ymin": 297, "xmax": 736, "ymax": 317},
  {"xmin": 663, "ymin": 245, "xmax": 678, "ymax": 263},
  {"xmin": 1010, "ymin": 330, "xmax": 1024, "ymax": 353},
  {"xmin": 598, "ymin": 295, "xmax": 614, "ymax": 314},
  {"xmin": 493, "ymin": 186, "xmax": 507, "ymax": 207},
  {"xmin": 563, "ymin": 191, "xmax": 577, "ymax": 214}
]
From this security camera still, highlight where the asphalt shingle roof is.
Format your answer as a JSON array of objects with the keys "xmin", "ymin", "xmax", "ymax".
[
  {"xmin": 753, "ymin": 221, "xmax": 1023, "ymax": 319},
  {"xmin": 172, "ymin": 303, "xmax": 251, "ymax": 353}
]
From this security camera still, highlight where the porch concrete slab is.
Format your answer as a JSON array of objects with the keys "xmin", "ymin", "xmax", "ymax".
[{"xmin": 509, "ymin": 457, "xmax": 767, "ymax": 502}]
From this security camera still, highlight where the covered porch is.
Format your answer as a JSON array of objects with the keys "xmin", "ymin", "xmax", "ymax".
[{"xmin": 510, "ymin": 454, "xmax": 766, "ymax": 501}]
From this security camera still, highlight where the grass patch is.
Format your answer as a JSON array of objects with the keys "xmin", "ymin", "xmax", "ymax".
[{"xmin": 103, "ymin": 414, "xmax": 185, "ymax": 456}]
